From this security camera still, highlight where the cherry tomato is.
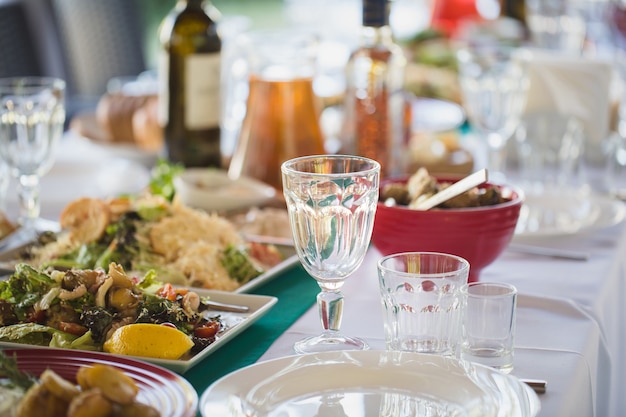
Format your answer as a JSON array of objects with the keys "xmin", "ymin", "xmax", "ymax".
[
  {"xmin": 156, "ymin": 283, "xmax": 177, "ymax": 301},
  {"xmin": 193, "ymin": 321, "xmax": 220, "ymax": 339}
]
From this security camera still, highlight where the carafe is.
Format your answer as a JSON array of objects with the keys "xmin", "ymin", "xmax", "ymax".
[{"xmin": 226, "ymin": 30, "xmax": 326, "ymax": 190}]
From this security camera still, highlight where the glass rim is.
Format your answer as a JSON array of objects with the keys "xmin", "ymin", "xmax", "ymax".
[
  {"xmin": 461, "ymin": 281, "xmax": 517, "ymax": 298},
  {"xmin": 377, "ymin": 251, "xmax": 470, "ymax": 278},
  {"xmin": 0, "ymin": 76, "xmax": 66, "ymax": 93},
  {"xmin": 281, "ymin": 154, "xmax": 381, "ymax": 177}
]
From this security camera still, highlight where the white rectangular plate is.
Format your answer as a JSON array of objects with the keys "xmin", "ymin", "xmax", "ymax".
[
  {"xmin": 0, "ymin": 241, "xmax": 299, "ymax": 293},
  {"xmin": 0, "ymin": 290, "xmax": 278, "ymax": 374}
]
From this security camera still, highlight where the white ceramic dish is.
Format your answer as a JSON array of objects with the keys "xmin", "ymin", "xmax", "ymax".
[
  {"xmin": 0, "ymin": 290, "xmax": 277, "ymax": 374},
  {"xmin": 236, "ymin": 249, "xmax": 299, "ymax": 293},
  {"xmin": 199, "ymin": 350, "xmax": 541, "ymax": 417},
  {"xmin": 514, "ymin": 190, "xmax": 626, "ymax": 239},
  {"xmin": 174, "ymin": 168, "xmax": 277, "ymax": 213}
]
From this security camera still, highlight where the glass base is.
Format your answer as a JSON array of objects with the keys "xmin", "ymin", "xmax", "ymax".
[{"xmin": 294, "ymin": 332, "xmax": 369, "ymax": 355}]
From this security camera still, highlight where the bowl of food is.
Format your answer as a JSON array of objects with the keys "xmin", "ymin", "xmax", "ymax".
[
  {"xmin": 173, "ymin": 168, "xmax": 277, "ymax": 213},
  {"xmin": 372, "ymin": 168, "xmax": 523, "ymax": 282}
]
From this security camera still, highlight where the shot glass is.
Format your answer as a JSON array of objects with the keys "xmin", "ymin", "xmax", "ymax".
[
  {"xmin": 377, "ymin": 252, "xmax": 469, "ymax": 357},
  {"xmin": 460, "ymin": 282, "xmax": 517, "ymax": 374}
]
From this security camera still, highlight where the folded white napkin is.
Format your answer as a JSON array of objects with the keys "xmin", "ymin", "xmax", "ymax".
[{"xmin": 524, "ymin": 51, "xmax": 615, "ymax": 163}]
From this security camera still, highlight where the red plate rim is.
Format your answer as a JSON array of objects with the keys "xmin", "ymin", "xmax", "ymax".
[{"xmin": 0, "ymin": 347, "xmax": 198, "ymax": 417}]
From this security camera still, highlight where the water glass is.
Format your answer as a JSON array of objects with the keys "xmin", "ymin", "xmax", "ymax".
[
  {"xmin": 377, "ymin": 252, "xmax": 469, "ymax": 356},
  {"xmin": 514, "ymin": 111, "xmax": 586, "ymax": 195},
  {"xmin": 460, "ymin": 282, "xmax": 517, "ymax": 374},
  {"xmin": 0, "ymin": 77, "xmax": 66, "ymax": 231},
  {"xmin": 0, "ymin": 160, "xmax": 8, "ymax": 213},
  {"xmin": 605, "ymin": 132, "xmax": 626, "ymax": 201},
  {"xmin": 526, "ymin": 0, "xmax": 586, "ymax": 54},
  {"xmin": 282, "ymin": 154, "xmax": 380, "ymax": 354},
  {"xmin": 456, "ymin": 44, "xmax": 530, "ymax": 182}
]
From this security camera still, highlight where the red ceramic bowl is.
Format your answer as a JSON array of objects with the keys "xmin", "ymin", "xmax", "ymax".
[{"xmin": 372, "ymin": 176, "xmax": 523, "ymax": 282}]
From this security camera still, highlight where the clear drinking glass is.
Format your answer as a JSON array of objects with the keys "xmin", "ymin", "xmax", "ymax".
[
  {"xmin": 456, "ymin": 44, "xmax": 530, "ymax": 182},
  {"xmin": 281, "ymin": 154, "xmax": 380, "ymax": 354},
  {"xmin": 0, "ymin": 77, "xmax": 66, "ymax": 234}
]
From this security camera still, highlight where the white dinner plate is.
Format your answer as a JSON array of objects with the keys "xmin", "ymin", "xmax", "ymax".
[
  {"xmin": 514, "ymin": 190, "xmax": 626, "ymax": 239},
  {"xmin": 0, "ymin": 290, "xmax": 277, "ymax": 374},
  {"xmin": 199, "ymin": 350, "xmax": 541, "ymax": 417}
]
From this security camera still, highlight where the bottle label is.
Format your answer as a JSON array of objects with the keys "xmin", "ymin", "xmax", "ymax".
[
  {"xmin": 185, "ymin": 52, "xmax": 221, "ymax": 129},
  {"xmin": 157, "ymin": 51, "xmax": 169, "ymax": 126}
]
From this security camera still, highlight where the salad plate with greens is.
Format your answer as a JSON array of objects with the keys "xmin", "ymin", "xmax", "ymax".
[{"xmin": 0, "ymin": 262, "xmax": 277, "ymax": 374}]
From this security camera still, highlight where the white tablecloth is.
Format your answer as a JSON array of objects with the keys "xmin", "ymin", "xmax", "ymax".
[
  {"xmin": 3, "ymin": 134, "xmax": 625, "ymax": 416},
  {"xmin": 259, "ymin": 244, "xmax": 616, "ymax": 417}
]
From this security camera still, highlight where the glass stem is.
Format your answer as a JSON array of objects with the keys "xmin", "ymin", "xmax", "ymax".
[
  {"xmin": 17, "ymin": 174, "xmax": 41, "ymax": 228},
  {"xmin": 317, "ymin": 289, "xmax": 344, "ymax": 332},
  {"xmin": 486, "ymin": 132, "xmax": 508, "ymax": 182}
]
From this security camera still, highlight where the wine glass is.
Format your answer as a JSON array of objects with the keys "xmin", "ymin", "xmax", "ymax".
[
  {"xmin": 0, "ymin": 77, "xmax": 66, "ymax": 236},
  {"xmin": 456, "ymin": 44, "xmax": 530, "ymax": 182},
  {"xmin": 281, "ymin": 154, "xmax": 380, "ymax": 354}
]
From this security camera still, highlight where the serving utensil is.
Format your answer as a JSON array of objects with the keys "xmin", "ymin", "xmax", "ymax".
[
  {"xmin": 203, "ymin": 299, "xmax": 249, "ymax": 313},
  {"xmin": 411, "ymin": 168, "xmax": 489, "ymax": 211}
]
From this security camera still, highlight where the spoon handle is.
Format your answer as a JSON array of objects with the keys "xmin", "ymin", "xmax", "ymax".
[{"xmin": 413, "ymin": 168, "xmax": 489, "ymax": 211}]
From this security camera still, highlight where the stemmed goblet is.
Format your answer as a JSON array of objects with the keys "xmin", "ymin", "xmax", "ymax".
[
  {"xmin": 0, "ymin": 77, "xmax": 66, "ymax": 236},
  {"xmin": 281, "ymin": 154, "xmax": 380, "ymax": 354},
  {"xmin": 456, "ymin": 44, "xmax": 530, "ymax": 183}
]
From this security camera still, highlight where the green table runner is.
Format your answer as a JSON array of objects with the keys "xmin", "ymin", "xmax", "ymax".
[{"xmin": 184, "ymin": 263, "xmax": 318, "ymax": 397}]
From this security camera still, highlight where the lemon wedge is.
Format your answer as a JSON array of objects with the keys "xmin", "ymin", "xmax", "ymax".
[{"xmin": 103, "ymin": 323, "xmax": 194, "ymax": 360}]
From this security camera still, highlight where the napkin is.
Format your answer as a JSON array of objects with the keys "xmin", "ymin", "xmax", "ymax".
[{"xmin": 524, "ymin": 51, "xmax": 615, "ymax": 163}]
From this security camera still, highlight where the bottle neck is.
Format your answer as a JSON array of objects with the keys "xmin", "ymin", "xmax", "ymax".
[
  {"xmin": 179, "ymin": 0, "xmax": 206, "ymax": 8},
  {"xmin": 360, "ymin": 25, "xmax": 394, "ymax": 47},
  {"xmin": 362, "ymin": 0, "xmax": 389, "ymax": 28}
]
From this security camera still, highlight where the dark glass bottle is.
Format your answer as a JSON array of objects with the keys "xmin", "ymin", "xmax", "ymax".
[
  {"xmin": 500, "ymin": 0, "xmax": 526, "ymax": 26},
  {"xmin": 342, "ymin": 0, "xmax": 407, "ymax": 178},
  {"xmin": 158, "ymin": 0, "xmax": 222, "ymax": 168}
]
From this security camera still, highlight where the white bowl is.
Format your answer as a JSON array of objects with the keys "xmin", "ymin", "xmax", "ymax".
[{"xmin": 174, "ymin": 168, "xmax": 276, "ymax": 212}]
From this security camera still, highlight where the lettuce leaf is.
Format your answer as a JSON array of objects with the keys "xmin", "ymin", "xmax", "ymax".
[
  {"xmin": 0, "ymin": 323, "xmax": 99, "ymax": 351},
  {"xmin": 0, "ymin": 323, "xmax": 57, "ymax": 346}
]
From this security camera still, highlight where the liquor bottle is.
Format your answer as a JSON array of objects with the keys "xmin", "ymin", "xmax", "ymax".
[
  {"xmin": 158, "ymin": 0, "xmax": 222, "ymax": 168},
  {"xmin": 342, "ymin": 0, "xmax": 407, "ymax": 178},
  {"xmin": 500, "ymin": 0, "xmax": 526, "ymax": 27}
]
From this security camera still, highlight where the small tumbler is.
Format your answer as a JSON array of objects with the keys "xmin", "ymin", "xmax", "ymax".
[
  {"xmin": 460, "ymin": 282, "xmax": 518, "ymax": 374},
  {"xmin": 377, "ymin": 252, "xmax": 469, "ymax": 357}
]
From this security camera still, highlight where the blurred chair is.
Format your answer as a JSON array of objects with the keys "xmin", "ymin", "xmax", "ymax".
[
  {"xmin": 0, "ymin": 0, "xmax": 48, "ymax": 78},
  {"xmin": 50, "ymin": 0, "xmax": 149, "ymax": 114}
]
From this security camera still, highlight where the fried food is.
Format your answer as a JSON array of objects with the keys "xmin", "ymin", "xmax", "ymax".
[
  {"xmin": 59, "ymin": 197, "xmax": 110, "ymax": 244},
  {"xmin": 16, "ymin": 365, "xmax": 158, "ymax": 417}
]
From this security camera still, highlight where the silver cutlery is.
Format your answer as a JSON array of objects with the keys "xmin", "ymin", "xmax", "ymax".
[
  {"xmin": 203, "ymin": 299, "xmax": 250, "ymax": 313},
  {"xmin": 520, "ymin": 378, "xmax": 547, "ymax": 394},
  {"xmin": 508, "ymin": 243, "xmax": 589, "ymax": 261}
]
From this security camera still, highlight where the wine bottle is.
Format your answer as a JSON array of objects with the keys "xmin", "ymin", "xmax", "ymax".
[
  {"xmin": 158, "ymin": 0, "xmax": 222, "ymax": 168},
  {"xmin": 342, "ymin": 0, "xmax": 407, "ymax": 178}
]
